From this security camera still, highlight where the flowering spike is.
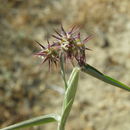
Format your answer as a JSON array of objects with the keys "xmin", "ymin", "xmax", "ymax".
[
  {"xmin": 54, "ymin": 29, "xmax": 62, "ymax": 37},
  {"xmin": 77, "ymin": 32, "xmax": 80, "ymax": 39},
  {"xmin": 47, "ymin": 39, "xmax": 51, "ymax": 49},
  {"xmin": 85, "ymin": 47, "xmax": 92, "ymax": 51},
  {"xmin": 35, "ymin": 52, "xmax": 45, "ymax": 56},
  {"xmin": 61, "ymin": 24, "xmax": 66, "ymax": 36},
  {"xmin": 35, "ymin": 40, "xmax": 45, "ymax": 49},
  {"xmin": 53, "ymin": 60, "xmax": 57, "ymax": 67},
  {"xmin": 52, "ymin": 35, "xmax": 62, "ymax": 40},
  {"xmin": 68, "ymin": 25, "xmax": 76, "ymax": 34},
  {"xmin": 52, "ymin": 42, "xmax": 60, "ymax": 47},
  {"xmin": 83, "ymin": 34, "xmax": 94, "ymax": 43},
  {"xmin": 71, "ymin": 26, "xmax": 80, "ymax": 35},
  {"xmin": 35, "ymin": 25, "xmax": 94, "ymax": 68},
  {"xmin": 42, "ymin": 57, "xmax": 48, "ymax": 64},
  {"xmin": 48, "ymin": 60, "xmax": 51, "ymax": 69}
]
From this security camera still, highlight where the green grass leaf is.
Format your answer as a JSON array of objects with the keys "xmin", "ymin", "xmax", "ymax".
[
  {"xmin": 81, "ymin": 63, "xmax": 130, "ymax": 91},
  {"xmin": 1, "ymin": 114, "xmax": 60, "ymax": 130}
]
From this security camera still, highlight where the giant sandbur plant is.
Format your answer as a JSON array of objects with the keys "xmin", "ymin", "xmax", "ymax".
[{"xmin": 2, "ymin": 25, "xmax": 130, "ymax": 130}]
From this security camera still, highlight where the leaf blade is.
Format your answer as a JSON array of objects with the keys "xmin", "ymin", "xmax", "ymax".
[
  {"xmin": 81, "ymin": 63, "xmax": 130, "ymax": 91},
  {"xmin": 2, "ymin": 114, "xmax": 60, "ymax": 130}
]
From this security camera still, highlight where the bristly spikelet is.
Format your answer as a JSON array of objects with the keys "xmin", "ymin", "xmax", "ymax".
[
  {"xmin": 35, "ymin": 41, "xmax": 60, "ymax": 68},
  {"xmin": 35, "ymin": 25, "xmax": 93, "ymax": 68}
]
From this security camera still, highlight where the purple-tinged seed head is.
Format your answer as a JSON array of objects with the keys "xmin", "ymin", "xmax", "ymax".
[{"xmin": 35, "ymin": 25, "xmax": 93, "ymax": 68}]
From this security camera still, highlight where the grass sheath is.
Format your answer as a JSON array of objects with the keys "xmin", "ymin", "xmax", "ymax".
[{"xmin": 58, "ymin": 67, "xmax": 80, "ymax": 130}]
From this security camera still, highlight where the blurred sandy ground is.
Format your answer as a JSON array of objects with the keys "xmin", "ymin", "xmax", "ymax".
[{"xmin": 0, "ymin": 0, "xmax": 130, "ymax": 130}]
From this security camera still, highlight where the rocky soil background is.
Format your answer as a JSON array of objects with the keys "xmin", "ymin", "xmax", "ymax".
[{"xmin": 0, "ymin": 0, "xmax": 130, "ymax": 130}]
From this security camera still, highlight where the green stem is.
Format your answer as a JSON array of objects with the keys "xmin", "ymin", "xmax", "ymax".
[
  {"xmin": 60, "ymin": 54, "xmax": 68, "ymax": 90},
  {"xmin": 57, "ymin": 119, "xmax": 65, "ymax": 130},
  {"xmin": 58, "ymin": 67, "xmax": 80, "ymax": 130}
]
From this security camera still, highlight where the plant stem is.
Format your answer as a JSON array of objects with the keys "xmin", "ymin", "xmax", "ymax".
[
  {"xmin": 60, "ymin": 54, "xmax": 68, "ymax": 90},
  {"xmin": 58, "ymin": 67, "xmax": 80, "ymax": 130},
  {"xmin": 57, "ymin": 121, "xmax": 65, "ymax": 130}
]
